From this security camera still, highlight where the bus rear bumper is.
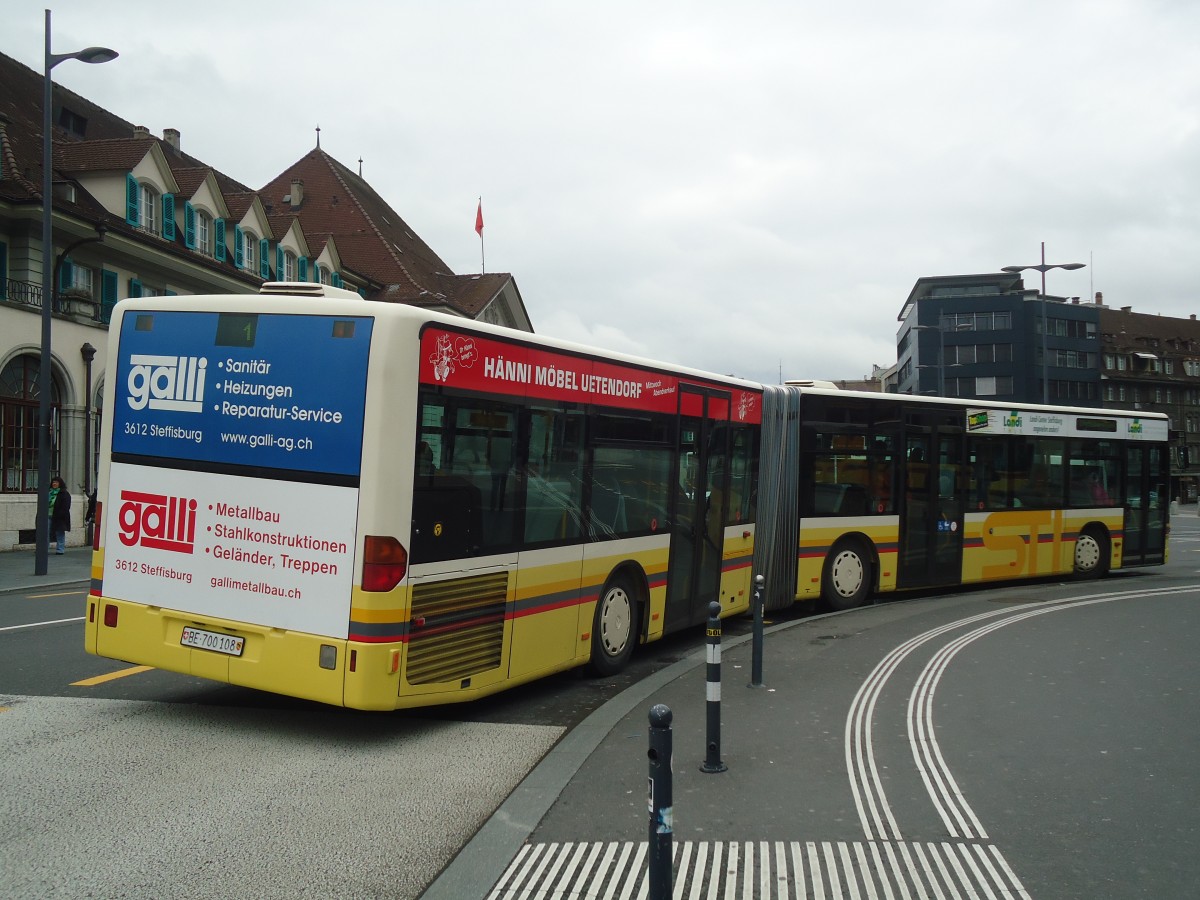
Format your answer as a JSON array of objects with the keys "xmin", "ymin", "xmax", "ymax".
[{"xmin": 85, "ymin": 596, "xmax": 376, "ymax": 709}]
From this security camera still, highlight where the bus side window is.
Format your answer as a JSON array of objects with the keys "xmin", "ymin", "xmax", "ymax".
[{"xmin": 411, "ymin": 475, "xmax": 483, "ymax": 563}]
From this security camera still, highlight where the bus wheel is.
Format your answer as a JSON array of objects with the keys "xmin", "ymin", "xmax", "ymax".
[
  {"xmin": 587, "ymin": 576, "xmax": 638, "ymax": 676},
  {"xmin": 822, "ymin": 540, "xmax": 872, "ymax": 611},
  {"xmin": 1074, "ymin": 527, "xmax": 1110, "ymax": 579}
]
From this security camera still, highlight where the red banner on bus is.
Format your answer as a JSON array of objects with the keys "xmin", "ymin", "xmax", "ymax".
[{"xmin": 419, "ymin": 327, "xmax": 761, "ymax": 423}]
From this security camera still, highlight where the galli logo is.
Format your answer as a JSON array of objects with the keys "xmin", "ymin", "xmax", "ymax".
[
  {"xmin": 126, "ymin": 354, "xmax": 207, "ymax": 413},
  {"xmin": 118, "ymin": 490, "xmax": 198, "ymax": 554}
]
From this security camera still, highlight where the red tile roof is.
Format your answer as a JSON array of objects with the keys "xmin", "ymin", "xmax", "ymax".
[
  {"xmin": 1, "ymin": 50, "xmax": 519, "ymax": 319},
  {"xmin": 259, "ymin": 149, "xmax": 513, "ymax": 312}
]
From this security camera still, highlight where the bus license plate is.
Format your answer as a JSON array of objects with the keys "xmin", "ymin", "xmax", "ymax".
[{"xmin": 180, "ymin": 626, "xmax": 245, "ymax": 657}]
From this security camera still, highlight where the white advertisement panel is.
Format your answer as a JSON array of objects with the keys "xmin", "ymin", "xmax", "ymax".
[{"xmin": 103, "ymin": 462, "xmax": 359, "ymax": 638}]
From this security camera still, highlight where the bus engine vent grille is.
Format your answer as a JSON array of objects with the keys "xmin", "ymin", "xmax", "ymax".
[{"xmin": 406, "ymin": 571, "xmax": 509, "ymax": 685}]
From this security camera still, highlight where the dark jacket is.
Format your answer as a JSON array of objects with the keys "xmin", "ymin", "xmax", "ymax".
[{"xmin": 50, "ymin": 488, "xmax": 72, "ymax": 532}]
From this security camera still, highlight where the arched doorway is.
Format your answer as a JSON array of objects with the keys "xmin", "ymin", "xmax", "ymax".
[{"xmin": 1, "ymin": 353, "xmax": 62, "ymax": 492}]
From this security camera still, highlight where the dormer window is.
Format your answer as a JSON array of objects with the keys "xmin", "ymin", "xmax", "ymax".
[
  {"xmin": 197, "ymin": 210, "xmax": 212, "ymax": 255},
  {"xmin": 284, "ymin": 250, "xmax": 297, "ymax": 281},
  {"xmin": 139, "ymin": 184, "xmax": 158, "ymax": 234},
  {"xmin": 243, "ymin": 230, "xmax": 257, "ymax": 273}
]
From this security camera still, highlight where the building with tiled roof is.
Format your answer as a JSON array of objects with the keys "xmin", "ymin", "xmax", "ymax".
[{"xmin": 0, "ymin": 48, "xmax": 530, "ymax": 549}]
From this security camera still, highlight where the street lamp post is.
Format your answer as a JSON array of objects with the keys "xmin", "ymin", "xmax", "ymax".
[
  {"xmin": 80, "ymin": 341, "xmax": 96, "ymax": 545},
  {"xmin": 36, "ymin": 9, "xmax": 116, "ymax": 575},
  {"xmin": 1001, "ymin": 242, "xmax": 1085, "ymax": 405}
]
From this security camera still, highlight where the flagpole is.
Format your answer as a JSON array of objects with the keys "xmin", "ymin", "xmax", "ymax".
[{"xmin": 476, "ymin": 197, "xmax": 485, "ymax": 274}]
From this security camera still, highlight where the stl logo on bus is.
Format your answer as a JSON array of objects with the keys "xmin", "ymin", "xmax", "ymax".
[
  {"xmin": 118, "ymin": 490, "xmax": 198, "ymax": 554},
  {"xmin": 429, "ymin": 334, "xmax": 478, "ymax": 383}
]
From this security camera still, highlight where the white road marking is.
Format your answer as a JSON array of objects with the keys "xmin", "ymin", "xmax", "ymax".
[
  {"xmin": 846, "ymin": 583, "xmax": 1200, "ymax": 846},
  {"xmin": 0, "ymin": 616, "xmax": 84, "ymax": 633},
  {"xmin": 487, "ymin": 841, "xmax": 1028, "ymax": 899}
]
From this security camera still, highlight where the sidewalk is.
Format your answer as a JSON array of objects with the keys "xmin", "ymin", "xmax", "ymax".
[{"xmin": 0, "ymin": 545, "xmax": 92, "ymax": 593}]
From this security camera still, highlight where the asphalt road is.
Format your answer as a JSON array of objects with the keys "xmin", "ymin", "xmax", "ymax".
[{"xmin": 3, "ymin": 516, "xmax": 1199, "ymax": 898}]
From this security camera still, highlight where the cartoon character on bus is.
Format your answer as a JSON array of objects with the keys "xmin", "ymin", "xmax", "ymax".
[{"xmin": 429, "ymin": 333, "xmax": 478, "ymax": 383}]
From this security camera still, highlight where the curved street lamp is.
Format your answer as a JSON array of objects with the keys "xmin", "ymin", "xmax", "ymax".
[
  {"xmin": 1002, "ymin": 242, "xmax": 1085, "ymax": 405},
  {"xmin": 36, "ymin": 10, "xmax": 117, "ymax": 576}
]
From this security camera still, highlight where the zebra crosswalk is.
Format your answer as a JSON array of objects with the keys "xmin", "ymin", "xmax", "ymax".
[{"xmin": 488, "ymin": 839, "xmax": 1031, "ymax": 899}]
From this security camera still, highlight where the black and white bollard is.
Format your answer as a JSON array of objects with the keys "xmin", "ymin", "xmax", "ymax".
[
  {"xmin": 700, "ymin": 601, "xmax": 727, "ymax": 773},
  {"xmin": 749, "ymin": 574, "xmax": 765, "ymax": 688},
  {"xmin": 647, "ymin": 703, "xmax": 674, "ymax": 899}
]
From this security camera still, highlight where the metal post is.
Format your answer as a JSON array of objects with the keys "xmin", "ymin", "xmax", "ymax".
[
  {"xmin": 35, "ymin": 14, "xmax": 116, "ymax": 575},
  {"xmin": 36, "ymin": 9, "xmax": 54, "ymax": 577},
  {"xmin": 749, "ymin": 574, "xmax": 765, "ymax": 688},
  {"xmin": 81, "ymin": 342, "xmax": 96, "ymax": 546},
  {"xmin": 647, "ymin": 703, "xmax": 673, "ymax": 899},
  {"xmin": 1040, "ymin": 241, "xmax": 1048, "ymax": 404},
  {"xmin": 700, "ymin": 600, "xmax": 727, "ymax": 773}
]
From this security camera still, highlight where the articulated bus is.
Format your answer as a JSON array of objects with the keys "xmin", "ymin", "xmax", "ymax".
[
  {"xmin": 753, "ymin": 385, "xmax": 1170, "ymax": 613},
  {"xmin": 85, "ymin": 284, "xmax": 1170, "ymax": 709}
]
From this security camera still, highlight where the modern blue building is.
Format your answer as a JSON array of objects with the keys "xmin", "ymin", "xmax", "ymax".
[{"xmin": 894, "ymin": 272, "xmax": 1102, "ymax": 406}]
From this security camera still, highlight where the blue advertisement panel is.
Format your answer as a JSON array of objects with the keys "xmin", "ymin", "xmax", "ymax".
[{"xmin": 112, "ymin": 310, "xmax": 373, "ymax": 477}]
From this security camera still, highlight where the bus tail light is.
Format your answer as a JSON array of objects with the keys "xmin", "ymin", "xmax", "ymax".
[
  {"xmin": 103, "ymin": 604, "xmax": 118, "ymax": 628},
  {"xmin": 362, "ymin": 536, "xmax": 407, "ymax": 592}
]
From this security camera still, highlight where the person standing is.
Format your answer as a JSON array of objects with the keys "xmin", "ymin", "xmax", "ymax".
[{"xmin": 47, "ymin": 476, "xmax": 71, "ymax": 555}]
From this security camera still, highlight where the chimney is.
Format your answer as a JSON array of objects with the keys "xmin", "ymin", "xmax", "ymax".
[
  {"xmin": 1121, "ymin": 305, "xmax": 1132, "ymax": 312},
  {"xmin": 1192, "ymin": 314, "xmax": 1197, "ymax": 321},
  {"xmin": 289, "ymin": 178, "xmax": 304, "ymax": 209},
  {"xmin": 133, "ymin": 125, "xmax": 149, "ymax": 139},
  {"xmin": 1094, "ymin": 291, "xmax": 1104, "ymax": 305},
  {"xmin": 163, "ymin": 128, "xmax": 180, "ymax": 152}
]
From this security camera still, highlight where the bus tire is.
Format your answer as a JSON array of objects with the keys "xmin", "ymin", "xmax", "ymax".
[
  {"xmin": 586, "ymin": 575, "xmax": 639, "ymax": 676},
  {"xmin": 1073, "ymin": 527, "xmax": 1110, "ymax": 579},
  {"xmin": 822, "ymin": 538, "xmax": 873, "ymax": 611}
]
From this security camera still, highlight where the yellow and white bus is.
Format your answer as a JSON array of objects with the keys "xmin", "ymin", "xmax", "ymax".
[
  {"xmin": 86, "ymin": 284, "xmax": 761, "ymax": 709},
  {"xmin": 753, "ymin": 384, "xmax": 1170, "ymax": 612},
  {"xmin": 85, "ymin": 284, "xmax": 1170, "ymax": 709}
]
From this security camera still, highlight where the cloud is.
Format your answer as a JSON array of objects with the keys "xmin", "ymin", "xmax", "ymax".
[{"xmin": 14, "ymin": 0, "xmax": 1200, "ymax": 384}]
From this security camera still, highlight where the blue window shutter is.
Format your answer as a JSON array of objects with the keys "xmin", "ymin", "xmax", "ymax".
[
  {"xmin": 184, "ymin": 202, "xmax": 196, "ymax": 249},
  {"xmin": 128, "ymin": 278, "xmax": 143, "ymax": 298},
  {"xmin": 0, "ymin": 242, "xmax": 7, "ymax": 300},
  {"xmin": 234, "ymin": 225, "xmax": 244, "ymax": 269},
  {"xmin": 162, "ymin": 193, "xmax": 176, "ymax": 240},
  {"xmin": 125, "ymin": 174, "xmax": 139, "ymax": 224},
  {"xmin": 331, "ymin": 272, "xmax": 342, "ymax": 288},
  {"xmin": 100, "ymin": 270, "xmax": 118, "ymax": 324},
  {"xmin": 215, "ymin": 218, "xmax": 227, "ymax": 262},
  {"xmin": 276, "ymin": 245, "xmax": 284, "ymax": 281},
  {"xmin": 298, "ymin": 256, "xmax": 308, "ymax": 281},
  {"xmin": 59, "ymin": 258, "xmax": 74, "ymax": 291}
]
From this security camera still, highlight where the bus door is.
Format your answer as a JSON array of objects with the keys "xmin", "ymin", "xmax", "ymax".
[
  {"xmin": 666, "ymin": 385, "xmax": 731, "ymax": 629},
  {"xmin": 897, "ymin": 414, "xmax": 965, "ymax": 590},
  {"xmin": 1123, "ymin": 443, "xmax": 1168, "ymax": 565}
]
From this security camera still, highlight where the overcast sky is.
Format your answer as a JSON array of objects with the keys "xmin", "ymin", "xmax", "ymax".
[{"xmin": 9, "ymin": 1, "xmax": 1199, "ymax": 385}]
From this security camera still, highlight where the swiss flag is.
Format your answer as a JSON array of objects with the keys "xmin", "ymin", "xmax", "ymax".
[{"xmin": 475, "ymin": 200, "xmax": 484, "ymax": 236}]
